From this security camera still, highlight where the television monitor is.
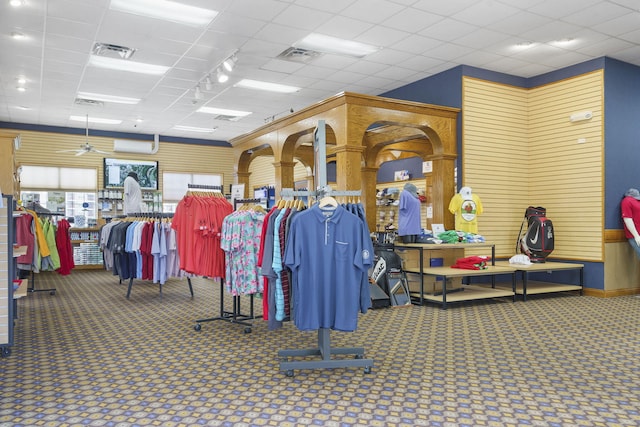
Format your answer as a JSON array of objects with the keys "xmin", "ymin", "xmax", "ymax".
[{"xmin": 103, "ymin": 158, "xmax": 158, "ymax": 190}]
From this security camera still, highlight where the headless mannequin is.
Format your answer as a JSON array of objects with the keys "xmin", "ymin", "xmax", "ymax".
[
  {"xmin": 398, "ymin": 183, "xmax": 421, "ymax": 243},
  {"xmin": 621, "ymin": 188, "xmax": 640, "ymax": 259}
]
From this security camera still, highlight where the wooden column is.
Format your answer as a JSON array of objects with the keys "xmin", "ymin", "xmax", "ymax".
[
  {"xmin": 333, "ymin": 145, "xmax": 364, "ymax": 191},
  {"xmin": 273, "ymin": 161, "xmax": 296, "ymax": 198},
  {"xmin": 361, "ymin": 167, "xmax": 378, "ymax": 232},
  {"xmin": 235, "ymin": 172, "xmax": 251, "ymax": 198},
  {"xmin": 430, "ymin": 154, "xmax": 457, "ymax": 230}
]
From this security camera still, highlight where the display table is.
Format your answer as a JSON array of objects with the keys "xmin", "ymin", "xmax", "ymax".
[
  {"xmin": 492, "ymin": 261, "xmax": 584, "ymax": 301},
  {"xmin": 394, "ymin": 242, "xmax": 496, "ymax": 305},
  {"xmin": 412, "ymin": 265, "xmax": 517, "ymax": 309}
]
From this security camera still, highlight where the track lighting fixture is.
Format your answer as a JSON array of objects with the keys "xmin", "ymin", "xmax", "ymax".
[{"xmin": 192, "ymin": 50, "xmax": 238, "ymax": 100}]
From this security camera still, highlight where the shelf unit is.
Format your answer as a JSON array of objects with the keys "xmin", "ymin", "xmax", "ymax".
[
  {"xmin": 491, "ymin": 261, "xmax": 584, "ymax": 301},
  {"xmin": 394, "ymin": 242, "xmax": 520, "ymax": 309},
  {"xmin": 375, "ymin": 179, "xmax": 430, "ymax": 233},
  {"xmin": 69, "ymin": 227, "xmax": 103, "ymax": 269},
  {"xmin": 97, "ymin": 189, "xmax": 162, "ymax": 219}
]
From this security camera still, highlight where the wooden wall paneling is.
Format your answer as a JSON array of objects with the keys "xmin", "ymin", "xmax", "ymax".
[
  {"xmin": 462, "ymin": 77, "xmax": 530, "ymax": 259},
  {"xmin": 248, "ymin": 157, "xmax": 308, "ymax": 194},
  {"xmin": 10, "ymin": 129, "xmax": 236, "ymax": 194},
  {"xmin": 528, "ymin": 71, "xmax": 604, "ymax": 262}
]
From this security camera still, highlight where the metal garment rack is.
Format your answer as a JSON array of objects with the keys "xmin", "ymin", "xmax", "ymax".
[
  {"xmin": 190, "ymin": 190, "xmax": 257, "ymax": 333},
  {"xmin": 19, "ymin": 209, "xmax": 62, "ymax": 295},
  {"xmin": 277, "ymin": 120, "xmax": 374, "ymax": 377}
]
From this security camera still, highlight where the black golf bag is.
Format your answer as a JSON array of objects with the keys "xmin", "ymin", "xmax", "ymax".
[
  {"xmin": 369, "ymin": 246, "xmax": 411, "ymax": 307},
  {"xmin": 517, "ymin": 206, "xmax": 554, "ymax": 263}
]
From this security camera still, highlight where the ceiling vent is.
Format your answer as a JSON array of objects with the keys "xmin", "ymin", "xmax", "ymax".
[
  {"xmin": 92, "ymin": 42, "xmax": 136, "ymax": 59},
  {"xmin": 75, "ymin": 98, "xmax": 104, "ymax": 107},
  {"xmin": 276, "ymin": 47, "xmax": 323, "ymax": 63}
]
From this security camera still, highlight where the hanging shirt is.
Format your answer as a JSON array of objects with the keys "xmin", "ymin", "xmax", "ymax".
[{"xmin": 284, "ymin": 204, "xmax": 373, "ymax": 332}]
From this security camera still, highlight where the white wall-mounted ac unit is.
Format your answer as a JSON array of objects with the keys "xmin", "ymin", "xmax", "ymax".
[{"xmin": 113, "ymin": 136, "xmax": 159, "ymax": 154}]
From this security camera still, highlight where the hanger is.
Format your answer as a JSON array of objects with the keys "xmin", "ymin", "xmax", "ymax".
[{"xmin": 318, "ymin": 196, "xmax": 338, "ymax": 208}]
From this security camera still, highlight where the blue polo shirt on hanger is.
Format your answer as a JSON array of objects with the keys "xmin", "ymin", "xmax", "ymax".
[{"xmin": 284, "ymin": 204, "xmax": 373, "ymax": 332}]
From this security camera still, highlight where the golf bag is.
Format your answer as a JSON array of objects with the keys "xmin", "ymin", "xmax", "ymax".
[
  {"xmin": 370, "ymin": 247, "xmax": 411, "ymax": 307},
  {"xmin": 517, "ymin": 206, "xmax": 554, "ymax": 263}
]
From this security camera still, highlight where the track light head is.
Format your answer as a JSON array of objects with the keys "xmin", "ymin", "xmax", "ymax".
[
  {"xmin": 216, "ymin": 68, "xmax": 229, "ymax": 83},
  {"xmin": 222, "ymin": 54, "xmax": 237, "ymax": 72},
  {"xmin": 204, "ymin": 76, "xmax": 213, "ymax": 91},
  {"xmin": 194, "ymin": 84, "xmax": 203, "ymax": 100}
]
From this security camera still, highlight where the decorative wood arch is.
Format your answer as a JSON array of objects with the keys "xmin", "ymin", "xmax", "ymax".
[{"xmin": 231, "ymin": 92, "xmax": 459, "ymax": 230}]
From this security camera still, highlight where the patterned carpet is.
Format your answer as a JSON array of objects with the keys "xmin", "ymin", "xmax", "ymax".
[{"xmin": 1, "ymin": 270, "xmax": 640, "ymax": 427}]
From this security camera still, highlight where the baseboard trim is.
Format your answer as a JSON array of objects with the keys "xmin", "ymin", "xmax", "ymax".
[{"xmin": 583, "ymin": 287, "xmax": 640, "ymax": 297}]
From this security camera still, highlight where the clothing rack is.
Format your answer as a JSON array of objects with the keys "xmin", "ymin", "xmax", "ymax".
[
  {"xmin": 119, "ymin": 213, "xmax": 193, "ymax": 299},
  {"xmin": 233, "ymin": 197, "xmax": 267, "ymax": 210},
  {"xmin": 187, "ymin": 184, "xmax": 223, "ymax": 191},
  {"xmin": 182, "ymin": 189, "xmax": 257, "ymax": 333},
  {"xmin": 15, "ymin": 207, "xmax": 58, "ymax": 295},
  {"xmin": 277, "ymin": 120, "xmax": 374, "ymax": 377},
  {"xmin": 193, "ymin": 279, "xmax": 256, "ymax": 334}
]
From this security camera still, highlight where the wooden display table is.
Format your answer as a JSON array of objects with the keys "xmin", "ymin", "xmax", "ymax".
[
  {"xmin": 394, "ymin": 242, "xmax": 497, "ymax": 305},
  {"xmin": 412, "ymin": 265, "xmax": 517, "ymax": 309},
  {"xmin": 492, "ymin": 261, "xmax": 584, "ymax": 301}
]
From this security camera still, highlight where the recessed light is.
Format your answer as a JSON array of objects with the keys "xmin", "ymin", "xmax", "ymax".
[
  {"xmin": 9, "ymin": 0, "xmax": 24, "ymax": 7},
  {"xmin": 172, "ymin": 125, "xmax": 217, "ymax": 133},
  {"xmin": 235, "ymin": 79, "xmax": 300, "ymax": 93},
  {"xmin": 77, "ymin": 91, "xmax": 141, "ymax": 105},
  {"xmin": 88, "ymin": 56, "xmax": 169, "ymax": 75},
  {"xmin": 11, "ymin": 32, "xmax": 26, "ymax": 40},
  {"xmin": 109, "ymin": 0, "xmax": 218, "ymax": 27},
  {"xmin": 553, "ymin": 38, "xmax": 575, "ymax": 46},
  {"xmin": 70, "ymin": 115, "xmax": 122, "ymax": 125},
  {"xmin": 197, "ymin": 107, "xmax": 252, "ymax": 117},
  {"xmin": 294, "ymin": 33, "xmax": 379, "ymax": 58},
  {"xmin": 17, "ymin": 77, "xmax": 26, "ymax": 84},
  {"xmin": 514, "ymin": 41, "xmax": 535, "ymax": 50},
  {"xmin": 15, "ymin": 105, "xmax": 30, "ymax": 110},
  {"xmin": 16, "ymin": 86, "xmax": 26, "ymax": 92}
]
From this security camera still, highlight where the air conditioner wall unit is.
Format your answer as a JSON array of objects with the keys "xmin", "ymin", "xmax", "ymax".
[{"xmin": 113, "ymin": 139, "xmax": 154, "ymax": 154}]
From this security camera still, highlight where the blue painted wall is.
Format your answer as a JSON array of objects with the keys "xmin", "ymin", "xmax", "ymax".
[
  {"xmin": 379, "ymin": 56, "xmax": 640, "ymax": 290},
  {"xmin": 602, "ymin": 58, "xmax": 640, "ymax": 229},
  {"xmin": 376, "ymin": 157, "xmax": 423, "ymax": 183}
]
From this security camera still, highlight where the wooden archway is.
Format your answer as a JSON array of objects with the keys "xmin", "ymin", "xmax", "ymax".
[{"xmin": 231, "ymin": 92, "xmax": 459, "ymax": 231}]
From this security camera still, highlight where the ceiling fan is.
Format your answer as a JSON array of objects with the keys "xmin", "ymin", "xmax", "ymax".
[{"xmin": 56, "ymin": 114, "xmax": 111, "ymax": 156}]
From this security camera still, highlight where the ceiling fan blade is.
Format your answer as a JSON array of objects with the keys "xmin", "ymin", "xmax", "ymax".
[
  {"xmin": 56, "ymin": 149, "xmax": 81, "ymax": 153},
  {"xmin": 93, "ymin": 149, "xmax": 112, "ymax": 154},
  {"xmin": 75, "ymin": 151, "xmax": 86, "ymax": 156}
]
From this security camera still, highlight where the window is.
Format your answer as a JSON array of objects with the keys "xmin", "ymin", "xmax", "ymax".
[
  {"xmin": 162, "ymin": 172, "xmax": 222, "ymax": 212},
  {"xmin": 20, "ymin": 166, "xmax": 98, "ymax": 226},
  {"xmin": 20, "ymin": 165, "xmax": 97, "ymax": 190}
]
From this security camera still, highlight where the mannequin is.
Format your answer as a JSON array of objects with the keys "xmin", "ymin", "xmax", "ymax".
[
  {"xmin": 123, "ymin": 171, "xmax": 143, "ymax": 215},
  {"xmin": 621, "ymin": 188, "xmax": 640, "ymax": 259},
  {"xmin": 448, "ymin": 186, "xmax": 483, "ymax": 233},
  {"xmin": 398, "ymin": 183, "xmax": 421, "ymax": 243}
]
